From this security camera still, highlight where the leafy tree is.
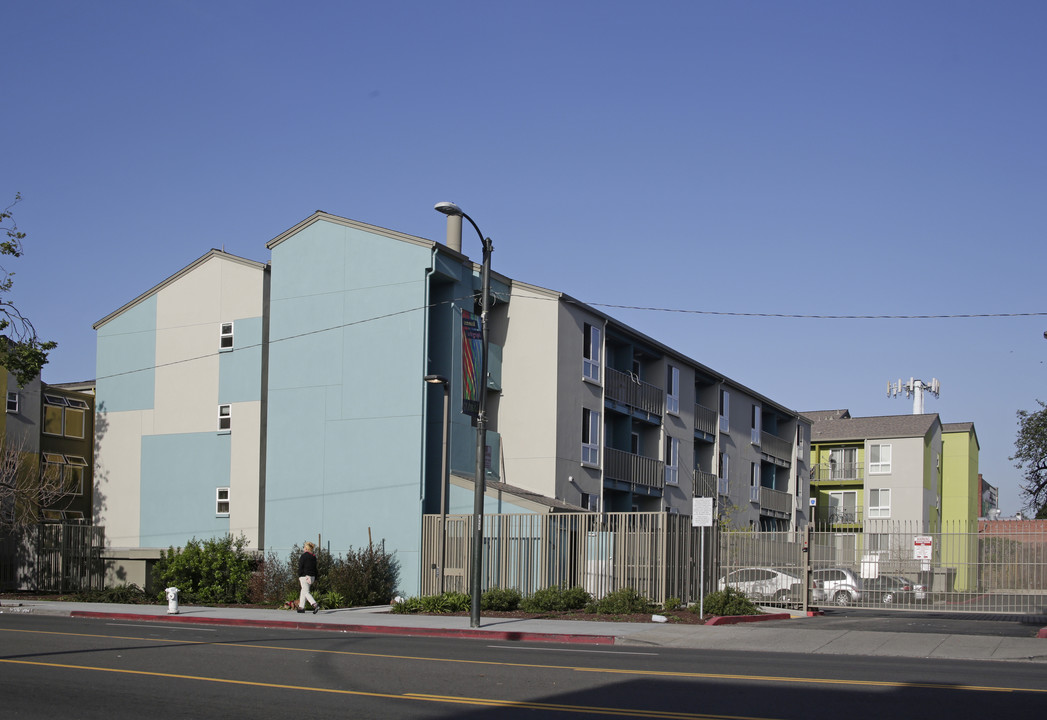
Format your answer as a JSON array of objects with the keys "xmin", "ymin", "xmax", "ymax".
[
  {"xmin": 0, "ymin": 193, "xmax": 57, "ymax": 386},
  {"xmin": 1011, "ymin": 400, "xmax": 1047, "ymax": 516}
]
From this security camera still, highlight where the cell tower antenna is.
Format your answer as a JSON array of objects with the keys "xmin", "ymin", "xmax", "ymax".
[{"xmin": 887, "ymin": 377, "xmax": 940, "ymax": 414}]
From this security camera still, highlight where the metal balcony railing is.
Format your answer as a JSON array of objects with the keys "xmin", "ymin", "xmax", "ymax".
[
  {"xmin": 759, "ymin": 486, "xmax": 793, "ymax": 515},
  {"xmin": 811, "ymin": 462, "xmax": 864, "ymax": 482},
  {"xmin": 694, "ymin": 470, "xmax": 717, "ymax": 498},
  {"xmin": 759, "ymin": 431, "xmax": 793, "ymax": 463},
  {"xmin": 604, "ymin": 447, "xmax": 665, "ymax": 491},
  {"xmin": 605, "ymin": 368, "xmax": 665, "ymax": 417},
  {"xmin": 694, "ymin": 403, "xmax": 717, "ymax": 436}
]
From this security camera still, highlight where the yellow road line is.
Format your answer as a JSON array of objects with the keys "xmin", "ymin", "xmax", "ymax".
[
  {"xmin": 0, "ymin": 657, "xmax": 775, "ymax": 720},
  {"xmin": 2, "ymin": 626, "xmax": 1043, "ymax": 696}
]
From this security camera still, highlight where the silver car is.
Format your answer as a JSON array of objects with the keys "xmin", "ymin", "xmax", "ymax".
[{"xmin": 812, "ymin": 567, "xmax": 863, "ymax": 606}]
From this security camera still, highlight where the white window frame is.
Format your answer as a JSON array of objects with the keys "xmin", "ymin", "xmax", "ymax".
[
  {"xmin": 751, "ymin": 404, "xmax": 762, "ymax": 445},
  {"xmin": 581, "ymin": 408, "xmax": 600, "ymax": 466},
  {"xmin": 869, "ymin": 443, "xmax": 892, "ymax": 474},
  {"xmin": 580, "ymin": 492, "xmax": 599, "ymax": 512},
  {"xmin": 42, "ymin": 395, "xmax": 67, "ymax": 436},
  {"xmin": 6, "ymin": 392, "xmax": 18, "ymax": 414},
  {"xmin": 582, "ymin": 323, "xmax": 601, "ymax": 382},
  {"xmin": 218, "ymin": 404, "xmax": 232, "ymax": 433},
  {"xmin": 216, "ymin": 487, "xmax": 230, "ymax": 516},
  {"xmin": 220, "ymin": 322, "xmax": 234, "ymax": 351},
  {"xmin": 665, "ymin": 436, "xmax": 679, "ymax": 485},
  {"xmin": 719, "ymin": 389, "xmax": 730, "ymax": 433},
  {"xmin": 868, "ymin": 487, "xmax": 891, "ymax": 518},
  {"xmin": 828, "ymin": 490, "xmax": 858, "ymax": 523},
  {"xmin": 750, "ymin": 462, "xmax": 761, "ymax": 502},
  {"xmin": 64, "ymin": 455, "xmax": 88, "ymax": 496},
  {"xmin": 666, "ymin": 365, "xmax": 680, "ymax": 415}
]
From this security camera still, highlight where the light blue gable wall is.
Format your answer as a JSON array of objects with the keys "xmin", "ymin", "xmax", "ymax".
[
  {"xmin": 265, "ymin": 219, "xmax": 434, "ymax": 594},
  {"xmin": 218, "ymin": 316, "xmax": 263, "ymax": 403},
  {"xmin": 140, "ymin": 433, "xmax": 231, "ymax": 547},
  {"xmin": 96, "ymin": 296, "xmax": 157, "ymax": 411}
]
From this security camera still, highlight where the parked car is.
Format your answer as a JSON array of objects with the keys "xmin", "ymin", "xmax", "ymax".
[
  {"xmin": 812, "ymin": 567, "xmax": 863, "ymax": 606},
  {"xmin": 864, "ymin": 575, "xmax": 916, "ymax": 605},
  {"xmin": 718, "ymin": 567, "xmax": 825, "ymax": 604}
]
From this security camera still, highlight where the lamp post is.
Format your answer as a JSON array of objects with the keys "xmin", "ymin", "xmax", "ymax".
[
  {"xmin": 434, "ymin": 201, "xmax": 493, "ymax": 628},
  {"xmin": 424, "ymin": 374, "xmax": 450, "ymax": 595}
]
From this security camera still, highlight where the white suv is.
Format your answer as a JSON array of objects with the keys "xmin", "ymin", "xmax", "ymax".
[
  {"xmin": 812, "ymin": 567, "xmax": 863, "ymax": 606},
  {"xmin": 719, "ymin": 567, "xmax": 804, "ymax": 602}
]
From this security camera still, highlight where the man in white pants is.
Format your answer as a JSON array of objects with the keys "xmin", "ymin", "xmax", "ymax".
[{"xmin": 297, "ymin": 541, "xmax": 320, "ymax": 614}]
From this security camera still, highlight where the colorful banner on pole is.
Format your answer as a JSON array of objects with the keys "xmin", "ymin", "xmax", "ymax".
[{"xmin": 461, "ymin": 310, "xmax": 483, "ymax": 417}]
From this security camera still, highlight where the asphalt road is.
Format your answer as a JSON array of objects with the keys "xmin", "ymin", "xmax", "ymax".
[{"xmin": 2, "ymin": 614, "xmax": 1045, "ymax": 719}]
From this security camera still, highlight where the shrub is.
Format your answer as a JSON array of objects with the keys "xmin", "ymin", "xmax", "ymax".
[
  {"xmin": 153, "ymin": 534, "xmax": 256, "ymax": 604},
  {"xmin": 663, "ymin": 596, "xmax": 683, "ymax": 612},
  {"xmin": 482, "ymin": 587, "xmax": 521, "ymax": 611},
  {"xmin": 72, "ymin": 584, "xmax": 151, "ymax": 604},
  {"xmin": 586, "ymin": 587, "xmax": 651, "ymax": 614},
  {"xmin": 325, "ymin": 541, "xmax": 401, "ymax": 607},
  {"xmin": 699, "ymin": 587, "xmax": 760, "ymax": 617},
  {"xmin": 520, "ymin": 585, "xmax": 592, "ymax": 612}
]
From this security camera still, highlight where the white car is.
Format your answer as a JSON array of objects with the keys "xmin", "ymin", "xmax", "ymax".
[{"xmin": 719, "ymin": 567, "xmax": 821, "ymax": 603}]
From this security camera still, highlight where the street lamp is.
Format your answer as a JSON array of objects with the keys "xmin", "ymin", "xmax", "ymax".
[
  {"xmin": 434, "ymin": 201, "xmax": 493, "ymax": 628},
  {"xmin": 424, "ymin": 374, "xmax": 450, "ymax": 595}
]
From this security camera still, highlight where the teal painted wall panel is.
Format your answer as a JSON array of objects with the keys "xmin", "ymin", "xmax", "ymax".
[
  {"xmin": 96, "ymin": 296, "xmax": 157, "ymax": 412},
  {"xmin": 140, "ymin": 432, "xmax": 231, "ymax": 548},
  {"xmin": 218, "ymin": 316, "xmax": 263, "ymax": 404},
  {"xmin": 263, "ymin": 218, "xmax": 435, "ymax": 594}
]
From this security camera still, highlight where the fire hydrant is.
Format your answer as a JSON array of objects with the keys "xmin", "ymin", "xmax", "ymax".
[{"xmin": 165, "ymin": 587, "xmax": 180, "ymax": 614}]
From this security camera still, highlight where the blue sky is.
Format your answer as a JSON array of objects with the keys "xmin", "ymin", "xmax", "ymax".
[{"xmin": 4, "ymin": 1, "xmax": 1045, "ymax": 512}]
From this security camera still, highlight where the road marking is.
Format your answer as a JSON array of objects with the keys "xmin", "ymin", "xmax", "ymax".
[
  {"xmin": 489, "ymin": 644, "xmax": 659, "ymax": 655},
  {"xmin": 0, "ymin": 657, "xmax": 779, "ymax": 719},
  {"xmin": 2, "ymin": 626, "xmax": 1044, "ymax": 695}
]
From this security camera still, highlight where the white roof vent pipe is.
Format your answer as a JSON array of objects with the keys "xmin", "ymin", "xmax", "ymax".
[{"xmin": 443, "ymin": 213, "xmax": 462, "ymax": 253}]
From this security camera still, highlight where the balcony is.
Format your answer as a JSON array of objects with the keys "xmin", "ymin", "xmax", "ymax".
[
  {"xmin": 759, "ymin": 486, "xmax": 793, "ymax": 516},
  {"xmin": 604, "ymin": 447, "xmax": 665, "ymax": 492},
  {"xmin": 758, "ymin": 431, "xmax": 793, "ymax": 465},
  {"xmin": 811, "ymin": 462, "xmax": 864, "ymax": 482},
  {"xmin": 605, "ymin": 368, "xmax": 664, "ymax": 420},
  {"xmin": 693, "ymin": 469, "xmax": 717, "ymax": 498},
  {"xmin": 817, "ymin": 508, "xmax": 864, "ymax": 525},
  {"xmin": 694, "ymin": 403, "xmax": 717, "ymax": 438}
]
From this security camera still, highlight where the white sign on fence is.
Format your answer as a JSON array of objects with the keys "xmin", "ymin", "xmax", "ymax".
[
  {"xmin": 913, "ymin": 535, "xmax": 933, "ymax": 560},
  {"xmin": 692, "ymin": 497, "xmax": 715, "ymax": 528}
]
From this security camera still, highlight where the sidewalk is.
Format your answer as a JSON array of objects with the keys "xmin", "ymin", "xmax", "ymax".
[{"xmin": 3, "ymin": 598, "xmax": 1046, "ymax": 663}]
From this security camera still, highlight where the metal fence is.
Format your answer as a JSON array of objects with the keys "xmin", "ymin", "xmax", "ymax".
[
  {"xmin": 422, "ymin": 512, "xmax": 1047, "ymax": 616},
  {"xmin": 420, "ymin": 512, "xmax": 715, "ymax": 604},
  {"xmin": 719, "ymin": 520, "xmax": 1047, "ymax": 615},
  {"xmin": 0, "ymin": 523, "xmax": 106, "ymax": 592}
]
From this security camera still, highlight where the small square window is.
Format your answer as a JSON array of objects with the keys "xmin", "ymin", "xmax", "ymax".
[
  {"xmin": 220, "ymin": 322, "xmax": 234, "ymax": 351},
  {"xmin": 216, "ymin": 487, "xmax": 230, "ymax": 516},
  {"xmin": 6, "ymin": 392, "xmax": 18, "ymax": 413},
  {"xmin": 218, "ymin": 405, "xmax": 231, "ymax": 432}
]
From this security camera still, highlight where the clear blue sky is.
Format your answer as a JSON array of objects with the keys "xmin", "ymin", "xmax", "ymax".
[{"xmin": 5, "ymin": 1, "xmax": 1045, "ymax": 513}]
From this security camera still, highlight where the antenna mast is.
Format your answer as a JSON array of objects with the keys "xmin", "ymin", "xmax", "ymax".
[{"xmin": 887, "ymin": 377, "xmax": 940, "ymax": 414}]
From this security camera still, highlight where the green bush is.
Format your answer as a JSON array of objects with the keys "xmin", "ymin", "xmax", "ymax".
[
  {"xmin": 586, "ymin": 587, "xmax": 651, "ymax": 614},
  {"xmin": 663, "ymin": 596, "xmax": 683, "ymax": 612},
  {"xmin": 482, "ymin": 587, "xmax": 521, "ymax": 611},
  {"xmin": 520, "ymin": 585, "xmax": 592, "ymax": 612},
  {"xmin": 699, "ymin": 587, "xmax": 760, "ymax": 617},
  {"xmin": 153, "ymin": 534, "xmax": 256, "ymax": 604},
  {"xmin": 257, "ymin": 541, "xmax": 400, "ymax": 609}
]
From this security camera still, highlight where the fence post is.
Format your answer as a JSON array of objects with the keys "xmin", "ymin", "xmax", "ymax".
[{"xmin": 803, "ymin": 523, "xmax": 812, "ymax": 614}]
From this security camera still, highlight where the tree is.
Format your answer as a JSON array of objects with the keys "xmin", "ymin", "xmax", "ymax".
[
  {"xmin": 0, "ymin": 193, "xmax": 57, "ymax": 386},
  {"xmin": 0, "ymin": 433, "xmax": 69, "ymax": 531},
  {"xmin": 1011, "ymin": 400, "xmax": 1047, "ymax": 517}
]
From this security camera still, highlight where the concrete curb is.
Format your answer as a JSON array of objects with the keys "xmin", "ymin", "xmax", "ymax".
[
  {"xmin": 69, "ymin": 610, "xmax": 617, "ymax": 645},
  {"xmin": 704, "ymin": 612, "xmax": 792, "ymax": 626}
]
